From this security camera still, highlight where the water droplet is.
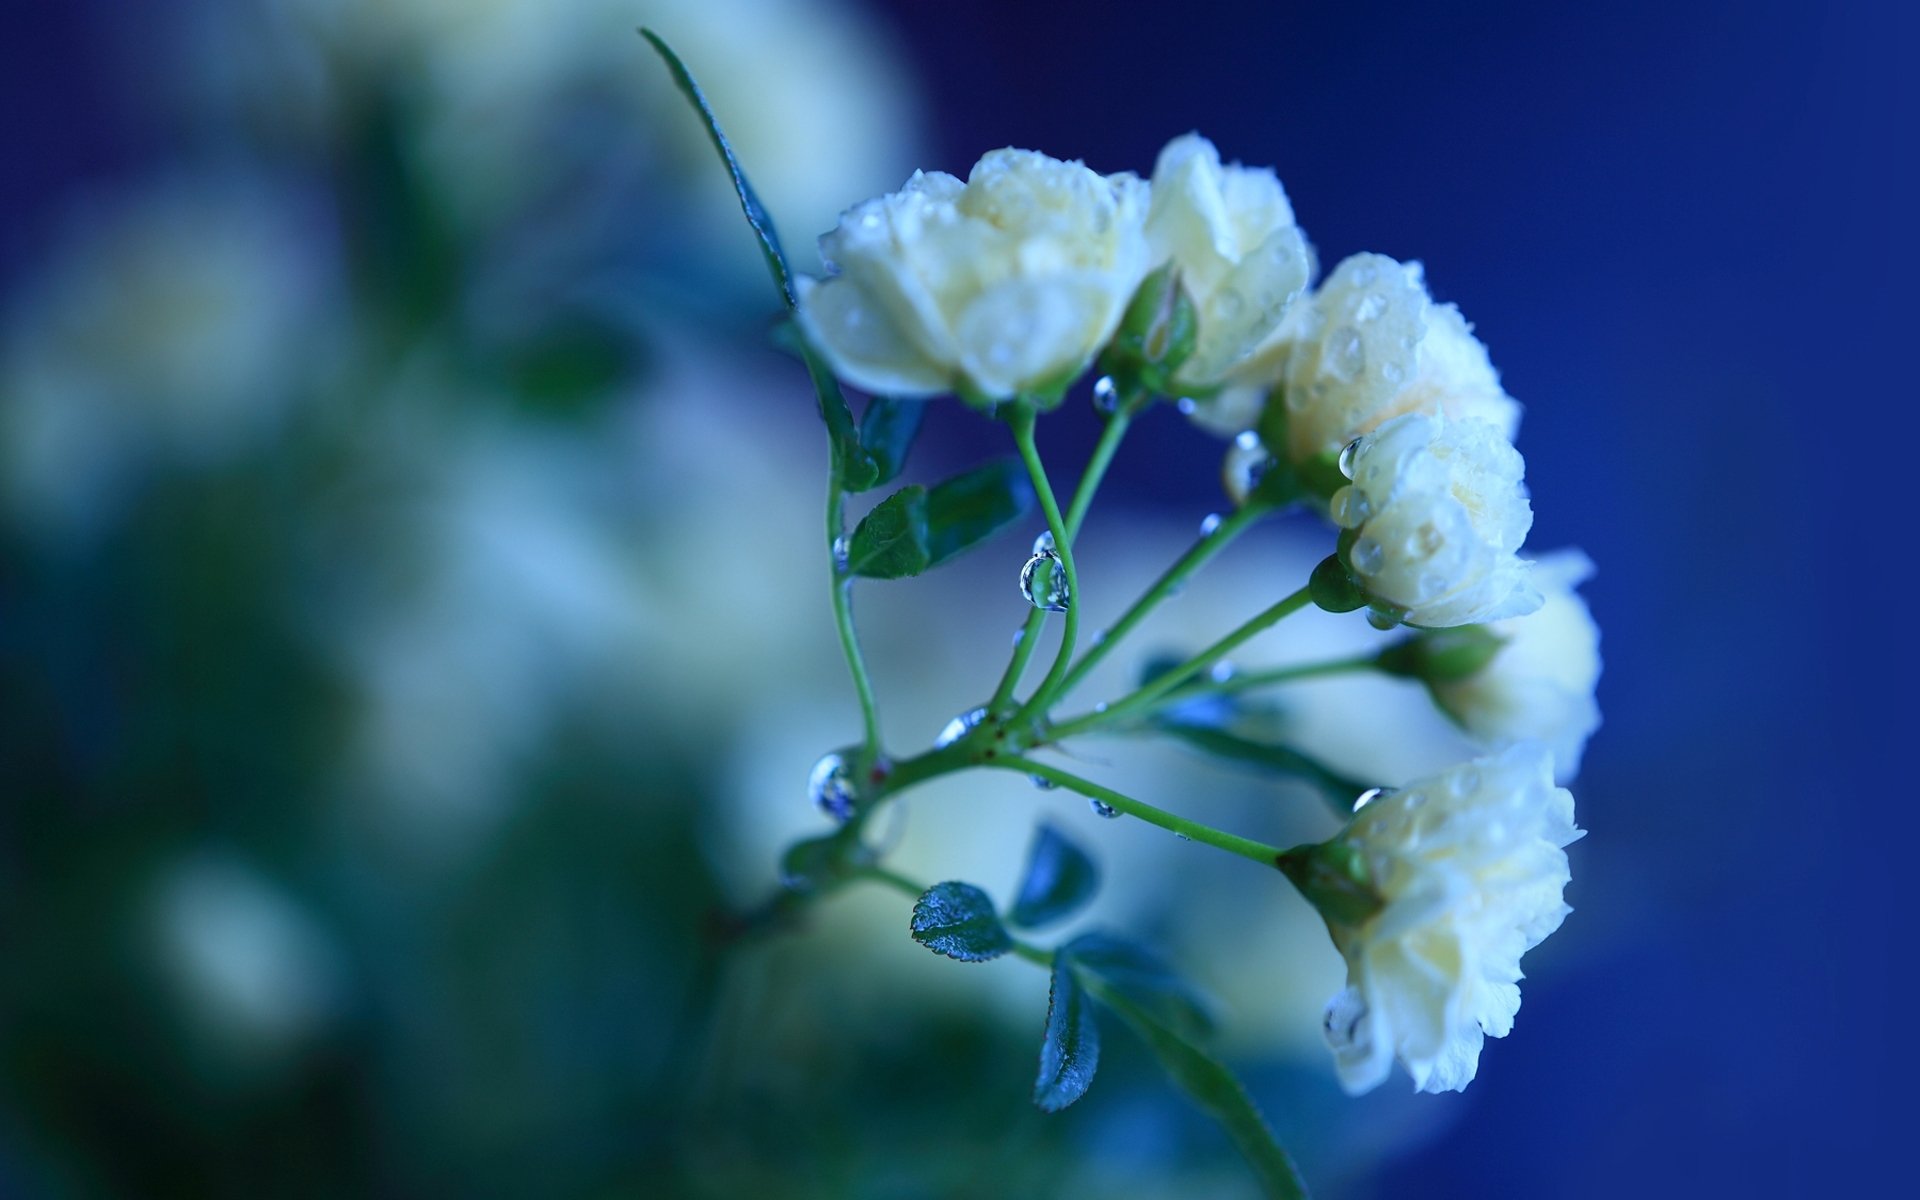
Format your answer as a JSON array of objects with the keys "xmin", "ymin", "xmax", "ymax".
[
  {"xmin": 1352, "ymin": 786, "xmax": 1396, "ymax": 813},
  {"xmin": 1176, "ymin": 397, "xmax": 1199, "ymax": 416},
  {"xmin": 1011, "ymin": 628, "xmax": 1026, "ymax": 648},
  {"xmin": 1093, "ymin": 702, "xmax": 1109, "ymax": 714},
  {"xmin": 1031, "ymin": 529, "xmax": 1056, "ymax": 555},
  {"xmin": 1448, "ymin": 768, "xmax": 1480, "ymax": 797},
  {"xmin": 1089, "ymin": 799, "xmax": 1120, "ymax": 819},
  {"xmin": 1329, "ymin": 328, "xmax": 1365, "ymax": 380},
  {"xmin": 1020, "ymin": 549, "xmax": 1071, "ymax": 612},
  {"xmin": 1223, "ymin": 431, "xmax": 1274, "ymax": 506},
  {"xmin": 808, "ymin": 749, "xmax": 859, "ymax": 823},
  {"xmin": 1175, "ymin": 832, "xmax": 1193, "ymax": 842},
  {"xmin": 1209, "ymin": 661, "xmax": 1236, "ymax": 683},
  {"xmin": 1353, "ymin": 293, "xmax": 1386, "ymax": 323},
  {"xmin": 1323, "ymin": 987, "xmax": 1370, "ymax": 1050},
  {"xmin": 831, "ymin": 534, "xmax": 851, "ymax": 571},
  {"xmin": 1199, "ymin": 512, "xmax": 1222, "ymax": 536},
  {"xmin": 1350, "ymin": 537, "xmax": 1384, "ymax": 575},
  {"xmin": 1365, "ymin": 606, "xmax": 1400, "ymax": 631},
  {"xmin": 1091, "ymin": 375, "xmax": 1120, "ymax": 413},
  {"xmin": 1413, "ymin": 522, "xmax": 1443, "ymax": 555},
  {"xmin": 1329, "ymin": 487, "xmax": 1371, "ymax": 528},
  {"xmin": 1338, "ymin": 438, "xmax": 1362, "ymax": 480},
  {"xmin": 934, "ymin": 706, "xmax": 987, "ymax": 749},
  {"xmin": 1030, "ymin": 774, "xmax": 1059, "ymax": 791}
]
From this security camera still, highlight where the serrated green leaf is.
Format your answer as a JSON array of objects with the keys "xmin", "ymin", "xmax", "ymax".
[
  {"xmin": 639, "ymin": 29, "xmax": 794, "ymax": 307},
  {"xmin": 857, "ymin": 397, "xmax": 925, "ymax": 490},
  {"xmin": 1008, "ymin": 825, "xmax": 1100, "ymax": 930},
  {"xmin": 909, "ymin": 882, "xmax": 1012, "ymax": 962},
  {"xmin": 923, "ymin": 459, "xmax": 1036, "ymax": 567},
  {"xmin": 1153, "ymin": 721, "xmax": 1368, "ymax": 818},
  {"xmin": 1033, "ymin": 953, "xmax": 1100, "ymax": 1112},
  {"xmin": 1083, "ymin": 980, "xmax": 1309, "ymax": 1200},
  {"xmin": 1063, "ymin": 932, "xmax": 1212, "ymax": 1039},
  {"xmin": 845, "ymin": 486, "xmax": 932, "ymax": 578}
]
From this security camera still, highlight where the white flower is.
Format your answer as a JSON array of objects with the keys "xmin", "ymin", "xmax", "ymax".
[
  {"xmin": 1432, "ymin": 551, "xmax": 1602, "ymax": 783},
  {"xmin": 1331, "ymin": 411, "xmax": 1539, "ymax": 627},
  {"xmin": 1319, "ymin": 743, "xmax": 1582, "ymax": 1094},
  {"xmin": 796, "ymin": 149, "xmax": 1153, "ymax": 403},
  {"xmin": 1266, "ymin": 253, "xmax": 1522, "ymax": 462},
  {"xmin": 1144, "ymin": 134, "xmax": 1312, "ymax": 391}
]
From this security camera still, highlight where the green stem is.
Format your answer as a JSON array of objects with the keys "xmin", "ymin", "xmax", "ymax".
[
  {"xmin": 828, "ymin": 485, "xmax": 882, "ymax": 760},
  {"xmin": 1165, "ymin": 652, "xmax": 1379, "ymax": 705},
  {"xmin": 1053, "ymin": 501, "xmax": 1267, "ymax": 704},
  {"xmin": 1050, "ymin": 585, "xmax": 1314, "ymax": 741},
  {"xmin": 993, "ymin": 757, "xmax": 1284, "ymax": 867},
  {"xmin": 1008, "ymin": 406, "xmax": 1081, "ymax": 721},
  {"xmin": 986, "ymin": 406, "xmax": 1134, "ymax": 714}
]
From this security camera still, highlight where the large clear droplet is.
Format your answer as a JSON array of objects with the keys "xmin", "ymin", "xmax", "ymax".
[
  {"xmin": 1365, "ymin": 605, "xmax": 1401, "ymax": 631},
  {"xmin": 808, "ymin": 749, "xmax": 859, "ymax": 823},
  {"xmin": 934, "ymin": 706, "xmax": 988, "ymax": 749},
  {"xmin": 1089, "ymin": 798, "xmax": 1120, "ymax": 819},
  {"xmin": 1091, "ymin": 375, "xmax": 1120, "ymax": 414},
  {"xmin": 1020, "ymin": 549, "xmax": 1071, "ymax": 612},
  {"xmin": 1349, "ymin": 537, "xmax": 1385, "ymax": 576},
  {"xmin": 1031, "ymin": 529, "xmax": 1056, "ymax": 555},
  {"xmin": 1338, "ymin": 438, "xmax": 1362, "ymax": 480},
  {"xmin": 1223, "ymin": 430, "xmax": 1274, "ymax": 506}
]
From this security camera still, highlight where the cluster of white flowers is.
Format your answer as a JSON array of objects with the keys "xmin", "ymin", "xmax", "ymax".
[
  {"xmin": 1319, "ymin": 743, "xmax": 1583, "ymax": 1094},
  {"xmin": 797, "ymin": 131, "xmax": 1599, "ymax": 1099}
]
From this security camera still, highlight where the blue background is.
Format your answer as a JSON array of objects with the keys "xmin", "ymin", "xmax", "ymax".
[{"xmin": 4, "ymin": 1, "xmax": 1910, "ymax": 1195}]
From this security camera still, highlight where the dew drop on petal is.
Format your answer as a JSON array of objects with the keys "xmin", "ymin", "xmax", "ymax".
[
  {"xmin": 1350, "ymin": 537, "xmax": 1385, "ymax": 576},
  {"xmin": 934, "ymin": 706, "xmax": 988, "ymax": 749},
  {"xmin": 1352, "ymin": 786, "xmax": 1387, "ymax": 812},
  {"xmin": 1338, "ymin": 438, "xmax": 1362, "ymax": 480},
  {"xmin": 808, "ymin": 749, "xmax": 859, "ymax": 823}
]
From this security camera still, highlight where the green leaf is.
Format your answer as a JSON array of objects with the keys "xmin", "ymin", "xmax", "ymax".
[
  {"xmin": 845, "ymin": 486, "xmax": 931, "ymax": 578},
  {"xmin": 1063, "ymin": 932, "xmax": 1212, "ymax": 1039},
  {"xmin": 639, "ymin": 29, "xmax": 794, "ymax": 307},
  {"xmin": 909, "ymin": 882, "xmax": 1013, "ymax": 962},
  {"xmin": 857, "ymin": 397, "xmax": 925, "ymax": 490},
  {"xmin": 923, "ymin": 459, "xmax": 1036, "ymax": 567},
  {"xmin": 1008, "ymin": 824, "xmax": 1100, "ymax": 930},
  {"xmin": 1033, "ymin": 952, "xmax": 1100, "ymax": 1112},
  {"xmin": 1082, "ymin": 980, "xmax": 1310, "ymax": 1200},
  {"xmin": 778, "ymin": 830, "xmax": 864, "ymax": 896},
  {"xmin": 774, "ymin": 323, "xmax": 877, "ymax": 490},
  {"xmin": 1153, "ymin": 720, "xmax": 1368, "ymax": 818}
]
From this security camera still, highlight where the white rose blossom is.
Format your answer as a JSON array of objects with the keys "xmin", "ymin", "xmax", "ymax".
[
  {"xmin": 1432, "ymin": 550, "xmax": 1602, "ymax": 783},
  {"xmin": 1331, "ymin": 411, "xmax": 1540, "ymax": 627},
  {"xmin": 796, "ymin": 149, "xmax": 1152, "ymax": 403},
  {"xmin": 1144, "ymin": 133, "xmax": 1312, "ymax": 396},
  {"xmin": 1316, "ymin": 742, "xmax": 1582, "ymax": 1094},
  {"xmin": 1260, "ymin": 253, "xmax": 1522, "ymax": 462}
]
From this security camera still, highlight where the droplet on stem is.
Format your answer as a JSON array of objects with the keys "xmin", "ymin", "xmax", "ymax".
[
  {"xmin": 934, "ymin": 706, "xmax": 988, "ymax": 749},
  {"xmin": 808, "ymin": 749, "xmax": 859, "ymax": 823}
]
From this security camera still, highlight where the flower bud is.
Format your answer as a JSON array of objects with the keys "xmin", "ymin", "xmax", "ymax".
[{"xmin": 1097, "ymin": 263, "xmax": 1198, "ymax": 398}]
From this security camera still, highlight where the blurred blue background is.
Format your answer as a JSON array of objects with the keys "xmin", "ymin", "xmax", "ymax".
[{"xmin": 2, "ymin": 1, "xmax": 1908, "ymax": 1196}]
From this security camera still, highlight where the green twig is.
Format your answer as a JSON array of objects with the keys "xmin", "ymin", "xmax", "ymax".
[{"xmin": 990, "ymin": 757, "xmax": 1285, "ymax": 868}]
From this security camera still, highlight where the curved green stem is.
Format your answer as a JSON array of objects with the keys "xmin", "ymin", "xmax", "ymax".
[
  {"xmin": 828, "ymin": 485, "xmax": 882, "ymax": 760},
  {"xmin": 987, "ymin": 406, "xmax": 1135, "ymax": 714},
  {"xmin": 1163, "ymin": 652, "xmax": 1379, "ymax": 706},
  {"xmin": 1053, "ymin": 501, "xmax": 1268, "ymax": 704},
  {"xmin": 1007, "ymin": 406, "xmax": 1081, "ymax": 722},
  {"xmin": 1050, "ymin": 585, "xmax": 1314, "ymax": 742},
  {"xmin": 993, "ymin": 756, "xmax": 1284, "ymax": 867}
]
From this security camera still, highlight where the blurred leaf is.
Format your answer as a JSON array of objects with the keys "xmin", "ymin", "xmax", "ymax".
[
  {"xmin": 640, "ymin": 29, "xmax": 794, "ymax": 307},
  {"xmin": 1375, "ymin": 625, "xmax": 1507, "ymax": 683},
  {"xmin": 778, "ymin": 833, "xmax": 854, "ymax": 896},
  {"xmin": 1154, "ymin": 721, "xmax": 1368, "ymax": 817},
  {"xmin": 1008, "ymin": 825, "xmax": 1099, "ymax": 930},
  {"xmin": 1063, "ymin": 932, "xmax": 1212, "ymax": 1039},
  {"xmin": 924, "ymin": 459, "xmax": 1036, "ymax": 567},
  {"xmin": 772, "ymin": 322, "xmax": 877, "ymax": 489},
  {"xmin": 846, "ymin": 486, "xmax": 931, "ymax": 579},
  {"xmin": 1032, "ymin": 953, "xmax": 1100, "ymax": 1112},
  {"xmin": 909, "ymin": 882, "xmax": 1012, "ymax": 962},
  {"xmin": 1082, "ymin": 979, "xmax": 1309, "ymax": 1200},
  {"xmin": 858, "ymin": 397, "xmax": 925, "ymax": 490},
  {"xmin": 501, "ymin": 316, "xmax": 640, "ymax": 419}
]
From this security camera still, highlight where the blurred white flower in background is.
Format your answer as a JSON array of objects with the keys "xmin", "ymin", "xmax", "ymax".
[
  {"xmin": 0, "ymin": 174, "xmax": 341, "ymax": 543},
  {"xmin": 1431, "ymin": 550, "xmax": 1603, "ymax": 782},
  {"xmin": 1332, "ymin": 412, "xmax": 1539, "ymax": 627},
  {"xmin": 797, "ymin": 149, "xmax": 1153, "ymax": 402},
  {"xmin": 1315, "ymin": 743, "xmax": 1582, "ymax": 1094},
  {"xmin": 1145, "ymin": 133, "xmax": 1312, "ymax": 396}
]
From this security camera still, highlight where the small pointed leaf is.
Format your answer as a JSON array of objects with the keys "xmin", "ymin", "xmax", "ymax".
[
  {"xmin": 846, "ymin": 486, "xmax": 932, "ymax": 579},
  {"xmin": 1081, "ymin": 979, "xmax": 1309, "ymax": 1200},
  {"xmin": 909, "ymin": 882, "xmax": 1012, "ymax": 962},
  {"xmin": 1008, "ymin": 824, "xmax": 1100, "ymax": 930},
  {"xmin": 1153, "ymin": 721, "xmax": 1370, "ymax": 817},
  {"xmin": 774, "ymin": 323, "xmax": 876, "ymax": 490},
  {"xmin": 923, "ymin": 459, "xmax": 1036, "ymax": 567},
  {"xmin": 1033, "ymin": 952, "xmax": 1100, "ymax": 1112},
  {"xmin": 1063, "ymin": 932, "xmax": 1213, "ymax": 1039},
  {"xmin": 857, "ymin": 397, "xmax": 925, "ymax": 490}
]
